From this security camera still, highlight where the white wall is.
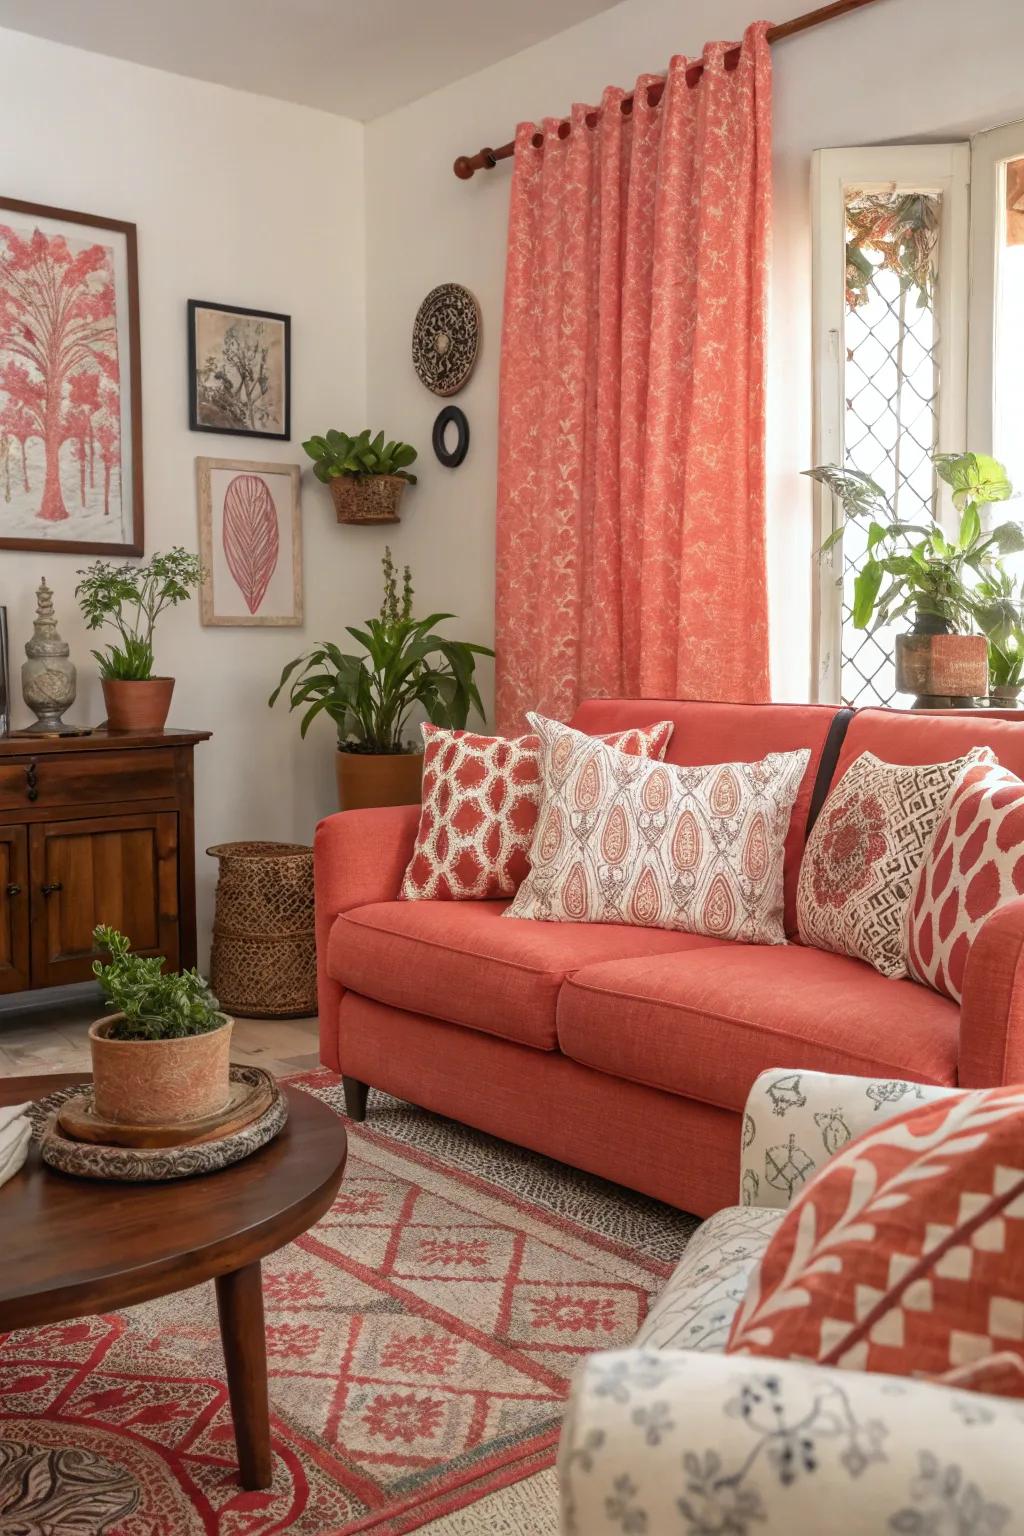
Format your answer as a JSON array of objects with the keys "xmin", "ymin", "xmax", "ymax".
[
  {"xmin": 364, "ymin": 0, "xmax": 1024, "ymax": 705},
  {"xmin": 0, "ymin": 27, "xmax": 366, "ymax": 962}
]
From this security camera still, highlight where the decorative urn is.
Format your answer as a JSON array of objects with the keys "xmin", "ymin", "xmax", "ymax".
[{"xmin": 22, "ymin": 577, "xmax": 77, "ymax": 732}]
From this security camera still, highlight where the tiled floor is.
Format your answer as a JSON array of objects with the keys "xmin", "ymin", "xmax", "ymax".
[{"xmin": 0, "ymin": 995, "xmax": 321, "ymax": 1080}]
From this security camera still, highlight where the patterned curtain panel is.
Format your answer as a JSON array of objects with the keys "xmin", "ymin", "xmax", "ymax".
[{"xmin": 495, "ymin": 23, "xmax": 773, "ymax": 731}]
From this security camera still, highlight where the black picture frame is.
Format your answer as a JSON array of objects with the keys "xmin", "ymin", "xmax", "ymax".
[{"xmin": 188, "ymin": 299, "xmax": 291, "ymax": 441}]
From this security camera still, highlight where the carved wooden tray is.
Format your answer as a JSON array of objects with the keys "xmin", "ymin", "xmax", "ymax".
[
  {"xmin": 31, "ymin": 1066, "xmax": 287, "ymax": 1183},
  {"xmin": 57, "ymin": 1073, "xmax": 275, "ymax": 1148}
]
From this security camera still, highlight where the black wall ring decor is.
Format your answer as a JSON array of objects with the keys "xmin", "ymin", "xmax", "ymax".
[{"xmin": 432, "ymin": 405, "xmax": 470, "ymax": 468}]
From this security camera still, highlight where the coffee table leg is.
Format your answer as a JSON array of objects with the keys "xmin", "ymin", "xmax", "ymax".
[{"xmin": 215, "ymin": 1260, "xmax": 272, "ymax": 1490}]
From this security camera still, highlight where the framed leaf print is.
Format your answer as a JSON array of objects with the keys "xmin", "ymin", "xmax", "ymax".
[
  {"xmin": 188, "ymin": 300, "xmax": 290, "ymax": 440},
  {"xmin": 0, "ymin": 197, "xmax": 143, "ymax": 554},
  {"xmin": 196, "ymin": 457, "xmax": 302, "ymax": 627}
]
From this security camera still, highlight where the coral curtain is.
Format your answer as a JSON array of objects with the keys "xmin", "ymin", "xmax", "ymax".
[{"xmin": 495, "ymin": 23, "xmax": 772, "ymax": 731}]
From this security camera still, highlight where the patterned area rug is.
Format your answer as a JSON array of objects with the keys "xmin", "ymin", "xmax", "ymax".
[{"xmin": 0, "ymin": 1070, "xmax": 696, "ymax": 1535}]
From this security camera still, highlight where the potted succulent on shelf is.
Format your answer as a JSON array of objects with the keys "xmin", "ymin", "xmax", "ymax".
[
  {"xmin": 89, "ymin": 924, "xmax": 231, "ymax": 1127},
  {"xmin": 76, "ymin": 548, "xmax": 204, "ymax": 731},
  {"xmin": 303, "ymin": 429, "xmax": 418, "ymax": 525},
  {"xmin": 270, "ymin": 547, "xmax": 493, "ymax": 809},
  {"xmin": 808, "ymin": 451, "xmax": 1024, "ymax": 705}
]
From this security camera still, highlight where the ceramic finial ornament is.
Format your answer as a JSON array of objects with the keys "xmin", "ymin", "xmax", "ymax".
[{"xmin": 22, "ymin": 576, "xmax": 77, "ymax": 733}]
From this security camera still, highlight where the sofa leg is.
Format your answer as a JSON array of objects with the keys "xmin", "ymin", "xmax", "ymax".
[{"xmin": 342, "ymin": 1076, "xmax": 369, "ymax": 1122}]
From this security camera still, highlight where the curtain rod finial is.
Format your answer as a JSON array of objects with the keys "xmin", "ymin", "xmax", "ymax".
[{"xmin": 453, "ymin": 155, "xmax": 476, "ymax": 180}]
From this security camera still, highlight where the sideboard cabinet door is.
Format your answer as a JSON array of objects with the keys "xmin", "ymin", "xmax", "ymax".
[
  {"xmin": 29, "ymin": 813, "xmax": 179, "ymax": 988},
  {"xmin": 0, "ymin": 824, "xmax": 30, "ymax": 993}
]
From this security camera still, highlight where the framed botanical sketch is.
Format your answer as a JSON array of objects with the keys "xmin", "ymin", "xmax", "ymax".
[
  {"xmin": 196, "ymin": 457, "xmax": 302, "ymax": 626},
  {"xmin": 188, "ymin": 300, "xmax": 290, "ymax": 440},
  {"xmin": 0, "ymin": 197, "xmax": 143, "ymax": 554}
]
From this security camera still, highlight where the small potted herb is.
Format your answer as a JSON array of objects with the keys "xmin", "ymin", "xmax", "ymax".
[
  {"xmin": 302, "ymin": 429, "xmax": 417, "ymax": 525},
  {"xmin": 76, "ymin": 549, "xmax": 204, "ymax": 731},
  {"xmin": 89, "ymin": 925, "xmax": 231, "ymax": 1127},
  {"xmin": 270, "ymin": 548, "xmax": 492, "ymax": 809}
]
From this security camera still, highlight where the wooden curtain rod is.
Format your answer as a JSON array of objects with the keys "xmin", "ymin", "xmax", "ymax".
[{"xmin": 453, "ymin": 0, "xmax": 883, "ymax": 179}]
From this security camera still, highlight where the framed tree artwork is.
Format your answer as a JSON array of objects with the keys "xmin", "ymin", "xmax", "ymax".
[
  {"xmin": 196, "ymin": 456, "xmax": 302, "ymax": 626},
  {"xmin": 0, "ymin": 197, "xmax": 143, "ymax": 555},
  {"xmin": 188, "ymin": 300, "xmax": 291, "ymax": 440}
]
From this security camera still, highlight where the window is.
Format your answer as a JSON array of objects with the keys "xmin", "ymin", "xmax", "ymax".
[{"xmin": 970, "ymin": 121, "xmax": 1024, "ymax": 518}]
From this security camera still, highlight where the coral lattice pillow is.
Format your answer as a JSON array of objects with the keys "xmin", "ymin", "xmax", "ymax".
[
  {"xmin": 726, "ymin": 1086, "xmax": 1024, "ymax": 1394},
  {"xmin": 505, "ymin": 714, "xmax": 809, "ymax": 943},
  {"xmin": 796, "ymin": 748, "xmax": 991, "ymax": 979},
  {"xmin": 907, "ymin": 759, "xmax": 1024, "ymax": 1003},
  {"xmin": 400, "ymin": 718, "xmax": 673, "ymax": 901}
]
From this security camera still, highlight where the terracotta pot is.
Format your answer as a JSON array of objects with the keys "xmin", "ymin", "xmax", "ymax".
[
  {"xmin": 894, "ymin": 632, "xmax": 989, "ymax": 706},
  {"xmin": 336, "ymin": 750, "xmax": 423, "ymax": 811},
  {"xmin": 88, "ymin": 1013, "xmax": 233, "ymax": 1126},
  {"xmin": 102, "ymin": 676, "xmax": 175, "ymax": 732},
  {"xmin": 329, "ymin": 475, "xmax": 407, "ymax": 525}
]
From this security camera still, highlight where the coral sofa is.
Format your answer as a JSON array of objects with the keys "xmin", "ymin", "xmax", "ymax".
[{"xmin": 314, "ymin": 699, "xmax": 1024, "ymax": 1217}]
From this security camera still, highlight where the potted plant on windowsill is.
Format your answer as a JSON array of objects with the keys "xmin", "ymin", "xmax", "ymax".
[
  {"xmin": 303, "ymin": 429, "xmax": 418, "ymax": 525},
  {"xmin": 76, "ymin": 549, "xmax": 204, "ymax": 732},
  {"xmin": 270, "ymin": 547, "xmax": 493, "ymax": 809},
  {"xmin": 89, "ymin": 925, "xmax": 231, "ymax": 1127},
  {"xmin": 974, "ymin": 566, "xmax": 1024, "ymax": 706},
  {"xmin": 807, "ymin": 451, "xmax": 1024, "ymax": 706}
]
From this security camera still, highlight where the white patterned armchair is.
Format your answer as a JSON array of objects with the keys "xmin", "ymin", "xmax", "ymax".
[{"xmin": 558, "ymin": 1069, "xmax": 1024, "ymax": 1534}]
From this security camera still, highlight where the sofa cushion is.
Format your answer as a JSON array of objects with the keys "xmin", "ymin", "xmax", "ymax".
[
  {"xmin": 329, "ymin": 901, "xmax": 728, "ymax": 1050},
  {"xmin": 837, "ymin": 705, "xmax": 1024, "ymax": 781},
  {"xmin": 557, "ymin": 943, "xmax": 959, "ymax": 1111}
]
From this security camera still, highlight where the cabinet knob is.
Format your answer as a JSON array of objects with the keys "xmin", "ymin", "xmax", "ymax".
[
  {"xmin": 5, "ymin": 884, "xmax": 20, "ymax": 897},
  {"xmin": 41, "ymin": 882, "xmax": 62, "ymax": 896},
  {"xmin": 24, "ymin": 763, "xmax": 38, "ymax": 802}
]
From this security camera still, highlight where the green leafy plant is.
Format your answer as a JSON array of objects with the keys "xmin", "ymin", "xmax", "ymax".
[
  {"xmin": 302, "ymin": 429, "xmax": 418, "ymax": 486},
  {"xmin": 807, "ymin": 452, "xmax": 1024, "ymax": 635},
  {"xmin": 92, "ymin": 925, "xmax": 222, "ymax": 1041},
  {"xmin": 269, "ymin": 547, "xmax": 493, "ymax": 753},
  {"xmin": 973, "ymin": 565, "xmax": 1024, "ymax": 690},
  {"xmin": 76, "ymin": 549, "xmax": 204, "ymax": 680}
]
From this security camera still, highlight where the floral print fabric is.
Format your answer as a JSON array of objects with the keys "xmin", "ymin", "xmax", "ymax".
[
  {"xmin": 494, "ymin": 25, "xmax": 773, "ymax": 732},
  {"xmin": 505, "ymin": 714, "xmax": 808, "ymax": 943}
]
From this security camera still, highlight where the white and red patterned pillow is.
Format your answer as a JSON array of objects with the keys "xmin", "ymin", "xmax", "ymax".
[
  {"xmin": 399, "ymin": 719, "xmax": 673, "ymax": 901},
  {"xmin": 505, "ymin": 714, "xmax": 809, "ymax": 943},
  {"xmin": 726, "ymin": 1086, "xmax": 1024, "ymax": 1394},
  {"xmin": 796, "ymin": 748, "xmax": 992, "ymax": 979},
  {"xmin": 907, "ymin": 760, "xmax": 1024, "ymax": 1003}
]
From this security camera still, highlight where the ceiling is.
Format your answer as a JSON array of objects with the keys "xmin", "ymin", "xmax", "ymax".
[{"xmin": 0, "ymin": 0, "xmax": 622, "ymax": 121}]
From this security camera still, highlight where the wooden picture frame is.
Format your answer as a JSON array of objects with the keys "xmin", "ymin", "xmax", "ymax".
[
  {"xmin": 196, "ymin": 457, "xmax": 302, "ymax": 627},
  {"xmin": 188, "ymin": 300, "xmax": 291, "ymax": 441},
  {"xmin": 0, "ymin": 197, "xmax": 143, "ymax": 555}
]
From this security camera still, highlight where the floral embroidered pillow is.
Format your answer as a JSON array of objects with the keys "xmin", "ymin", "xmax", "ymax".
[
  {"xmin": 727, "ymin": 1086, "xmax": 1024, "ymax": 1395},
  {"xmin": 399, "ymin": 719, "xmax": 674, "ymax": 901},
  {"xmin": 796, "ymin": 748, "xmax": 992, "ymax": 979},
  {"xmin": 505, "ymin": 714, "xmax": 809, "ymax": 943}
]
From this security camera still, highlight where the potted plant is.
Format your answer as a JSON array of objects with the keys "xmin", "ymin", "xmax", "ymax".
[
  {"xmin": 76, "ymin": 548, "xmax": 204, "ymax": 731},
  {"xmin": 270, "ymin": 548, "xmax": 493, "ymax": 809},
  {"xmin": 303, "ymin": 429, "xmax": 418, "ymax": 525},
  {"xmin": 89, "ymin": 924, "xmax": 231, "ymax": 1127},
  {"xmin": 807, "ymin": 451, "xmax": 1024, "ymax": 705},
  {"xmin": 974, "ymin": 566, "xmax": 1024, "ymax": 705}
]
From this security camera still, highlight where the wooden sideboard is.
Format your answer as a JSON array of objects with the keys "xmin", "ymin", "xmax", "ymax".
[{"xmin": 0, "ymin": 728, "xmax": 210, "ymax": 995}]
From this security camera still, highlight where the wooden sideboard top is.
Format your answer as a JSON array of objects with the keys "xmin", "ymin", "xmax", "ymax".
[{"xmin": 0, "ymin": 728, "xmax": 211, "ymax": 757}]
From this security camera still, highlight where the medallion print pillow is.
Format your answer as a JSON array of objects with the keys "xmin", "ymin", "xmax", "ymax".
[
  {"xmin": 726, "ymin": 1086, "xmax": 1024, "ymax": 1394},
  {"xmin": 906, "ymin": 760, "xmax": 1024, "ymax": 1004},
  {"xmin": 796, "ymin": 747, "xmax": 992, "ymax": 979},
  {"xmin": 505, "ymin": 714, "xmax": 809, "ymax": 943},
  {"xmin": 399, "ymin": 719, "xmax": 674, "ymax": 901}
]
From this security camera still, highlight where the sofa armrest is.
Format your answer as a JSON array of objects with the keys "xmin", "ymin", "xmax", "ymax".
[
  {"xmin": 739, "ymin": 1068, "xmax": 957, "ymax": 1209},
  {"xmin": 960, "ymin": 895, "xmax": 1024, "ymax": 1086},
  {"xmin": 559, "ymin": 1349, "xmax": 1024, "ymax": 1536},
  {"xmin": 313, "ymin": 804, "xmax": 420, "ymax": 1069}
]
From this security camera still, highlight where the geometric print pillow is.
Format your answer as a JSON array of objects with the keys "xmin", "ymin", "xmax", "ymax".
[
  {"xmin": 796, "ymin": 748, "xmax": 993, "ymax": 979},
  {"xmin": 907, "ymin": 759, "xmax": 1024, "ymax": 1003},
  {"xmin": 726, "ymin": 1086, "xmax": 1024, "ymax": 1395},
  {"xmin": 399, "ymin": 718, "xmax": 674, "ymax": 901},
  {"xmin": 506, "ymin": 714, "xmax": 810, "ymax": 944}
]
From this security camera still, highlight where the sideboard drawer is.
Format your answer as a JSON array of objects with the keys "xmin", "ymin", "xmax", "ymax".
[{"xmin": 0, "ymin": 750, "xmax": 177, "ymax": 811}]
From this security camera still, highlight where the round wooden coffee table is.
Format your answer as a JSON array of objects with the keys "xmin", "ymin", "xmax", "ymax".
[{"xmin": 0, "ymin": 1072, "xmax": 347, "ymax": 1490}]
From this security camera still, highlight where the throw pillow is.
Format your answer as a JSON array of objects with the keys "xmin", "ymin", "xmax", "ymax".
[
  {"xmin": 796, "ymin": 747, "xmax": 992, "ymax": 979},
  {"xmin": 906, "ymin": 759, "xmax": 1024, "ymax": 1003},
  {"xmin": 504, "ymin": 714, "xmax": 809, "ymax": 943},
  {"xmin": 726, "ymin": 1086, "xmax": 1024, "ymax": 1395},
  {"xmin": 399, "ymin": 718, "xmax": 674, "ymax": 901}
]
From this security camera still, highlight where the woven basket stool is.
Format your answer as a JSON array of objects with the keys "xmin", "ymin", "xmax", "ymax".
[{"xmin": 207, "ymin": 841, "xmax": 316, "ymax": 1018}]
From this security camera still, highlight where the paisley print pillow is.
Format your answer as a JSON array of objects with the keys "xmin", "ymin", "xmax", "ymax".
[{"xmin": 504, "ymin": 714, "xmax": 809, "ymax": 943}]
